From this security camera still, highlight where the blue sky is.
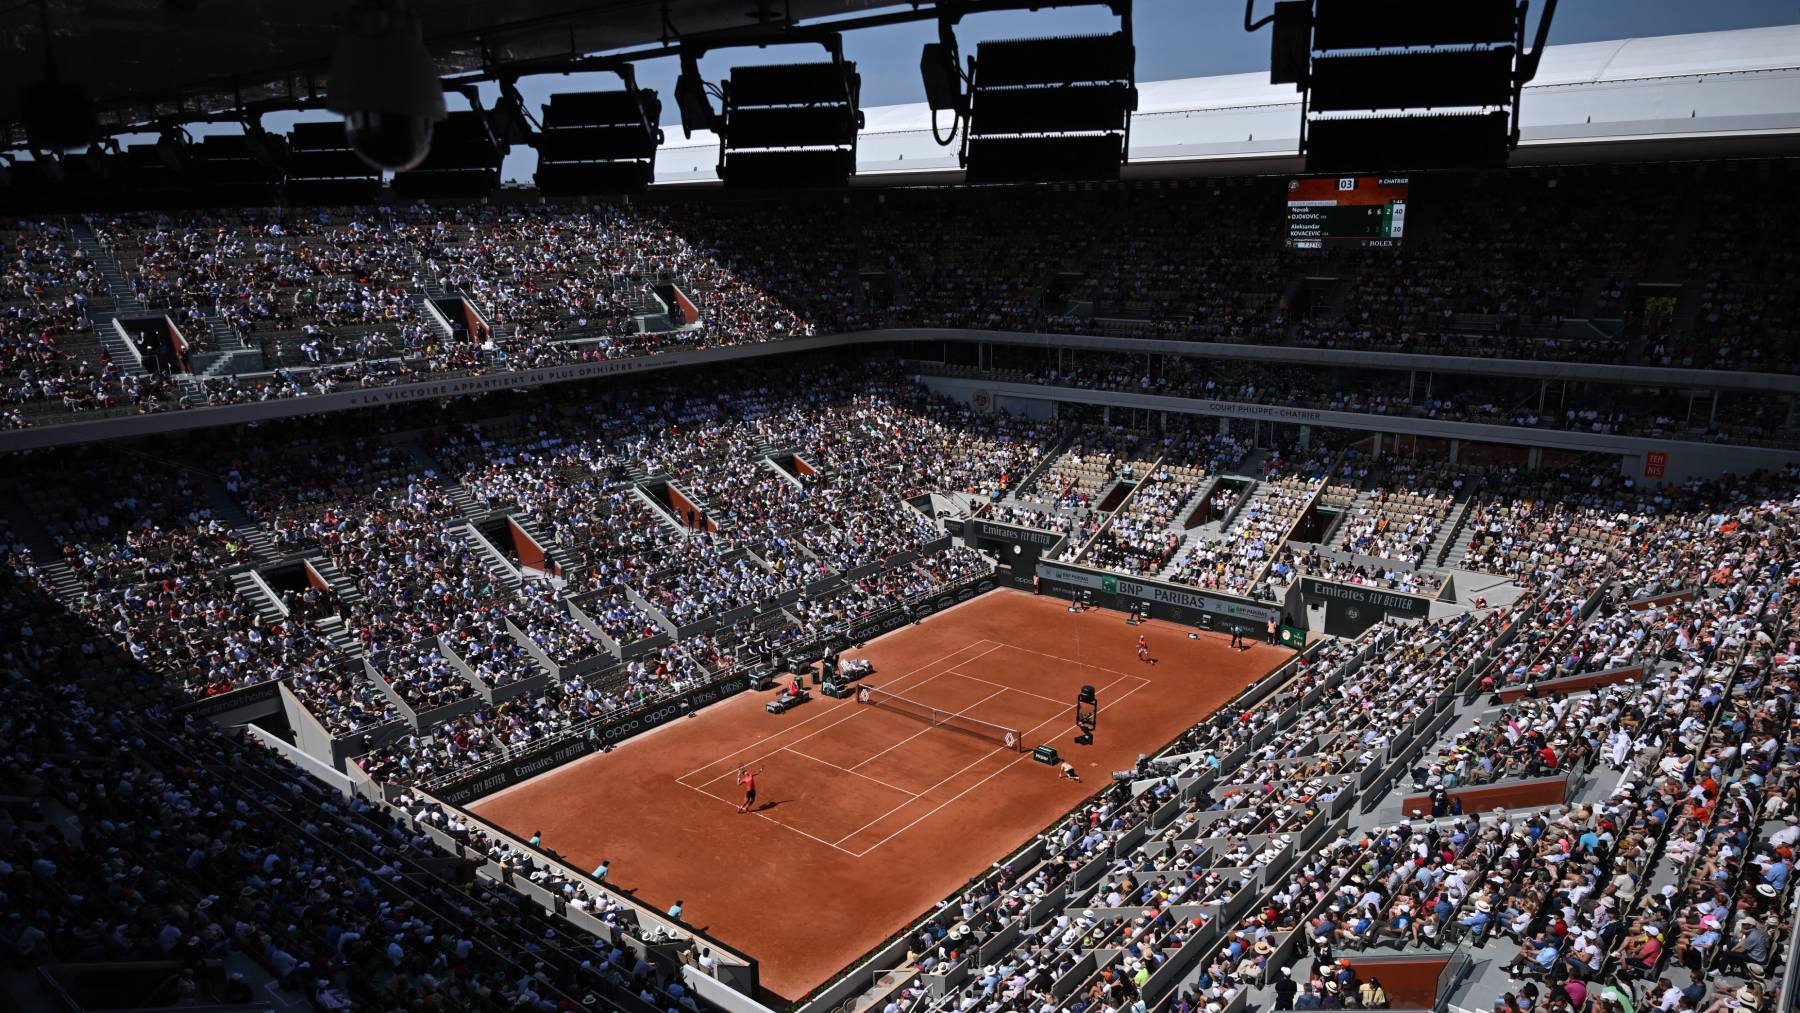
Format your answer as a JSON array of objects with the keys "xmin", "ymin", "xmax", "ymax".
[{"xmin": 247, "ymin": 0, "xmax": 1800, "ymax": 180}]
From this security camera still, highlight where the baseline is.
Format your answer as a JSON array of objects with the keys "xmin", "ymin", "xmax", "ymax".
[{"xmin": 674, "ymin": 639, "xmax": 1005, "ymax": 786}]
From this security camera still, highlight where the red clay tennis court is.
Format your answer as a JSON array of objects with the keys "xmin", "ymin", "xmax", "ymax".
[{"xmin": 474, "ymin": 590, "xmax": 1287, "ymax": 1003}]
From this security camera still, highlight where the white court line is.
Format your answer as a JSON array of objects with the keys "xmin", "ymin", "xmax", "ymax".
[
  {"xmin": 999, "ymin": 640, "xmax": 1169, "ymax": 681},
  {"xmin": 830, "ymin": 670, "xmax": 1150, "ymax": 850},
  {"xmin": 782, "ymin": 745, "xmax": 922, "ymax": 798},
  {"xmin": 673, "ymin": 639, "xmax": 1003, "ymax": 785},
  {"xmin": 943, "ymin": 666, "xmax": 1089, "ymax": 708},
  {"xmin": 673, "ymin": 778, "xmax": 862, "ymax": 855},
  {"xmin": 849, "ymin": 674, "xmax": 1155, "ymax": 857},
  {"xmin": 847, "ymin": 684, "xmax": 1014, "ymax": 773},
  {"xmin": 686, "ymin": 642, "xmax": 1008, "ymax": 790}
]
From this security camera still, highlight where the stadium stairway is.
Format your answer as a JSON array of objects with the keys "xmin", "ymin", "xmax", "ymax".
[
  {"xmin": 70, "ymin": 220, "xmax": 138, "ymax": 308},
  {"xmin": 198, "ymin": 473, "xmax": 279, "ymax": 561},
  {"xmin": 227, "ymin": 568, "xmax": 287, "ymax": 625},
  {"xmin": 632, "ymin": 484, "xmax": 692, "ymax": 534},
  {"xmin": 445, "ymin": 482, "xmax": 486, "ymax": 520},
  {"xmin": 400, "ymin": 440, "xmax": 488, "ymax": 518},
  {"xmin": 761, "ymin": 454, "xmax": 809, "ymax": 492},
  {"xmin": 92, "ymin": 314, "xmax": 149, "ymax": 379},
  {"xmin": 36, "ymin": 559, "xmax": 86, "ymax": 604},
  {"xmin": 317, "ymin": 615, "xmax": 363, "ymax": 656},
  {"xmin": 0, "ymin": 500, "xmax": 86, "ymax": 603},
  {"xmin": 1430, "ymin": 494, "xmax": 1475, "ymax": 569},
  {"xmin": 450, "ymin": 521, "xmax": 526, "ymax": 592},
  {"xmin": 68, "ymin": 222, "xmax": 153, "ymax": 379},
  {"xmin": 1007, "ymin": 434, "xmax": 1075, "ymax": 501},
  {"xmin": 1213, "ymin": 478, "xmax": 1264, "ymax": 534},
  {"xmin": 302, "ymin": 554, "xmax": 365, "ymax": 608},
  {"xmin": 197, "ymin": 308, "xmax": 258, "ymax": 356}
]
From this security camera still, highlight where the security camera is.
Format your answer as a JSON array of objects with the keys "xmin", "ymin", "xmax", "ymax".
[{"xmin": 327, "ymin": 0, "xmax": 446, "ymax": 173}]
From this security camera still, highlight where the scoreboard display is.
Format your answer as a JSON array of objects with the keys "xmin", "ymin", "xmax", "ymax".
[{"xmin": 1285, "ymin": 176, "xmax": 1409, "ymax": 249}]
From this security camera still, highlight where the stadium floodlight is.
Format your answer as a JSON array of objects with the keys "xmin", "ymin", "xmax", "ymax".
[
  {"xmin": 532, "ymin": 69, "xmax": 664, "ymax": 195},
  {"xmin": 928, "ymin": 1, "xmax": 1137, "ymax": 184},
  {"xmin": 390, "ymin": 88, "xmax": 506, "ymax": 199},
  {"xmin": 283, "ymin": 120, "xmax": 382, "ymax": 205},
  {"xmin": 718, "ymin": 55, "xmax": 861, "ymax": 186},
  {"xmin": 667, "ymin": 32, "xmax": 860, "ymax": 187},
  {"xmin": 1247, "ymin": 0, "xmax": 1558, "ymax": 171}
]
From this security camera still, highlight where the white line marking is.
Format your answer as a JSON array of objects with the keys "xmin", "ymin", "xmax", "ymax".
[
  {"xmin": 997, "ymin": 640, "xmax": 1165, "ymax": 681},
  {"xmin": 674, "ymin": 640, "xmax": 1003, "ymax": 784},
  {"xmin": 782, "ymin": 745, "xmax": 922, "ymax": 797},
  {"xmin": 847, "ymin": 684, "xmax": 1015, "ymax": 773},
  {"xmin": 832, "ymin": 671, "xmax": 1151, "ymax": 851},
  {"xmin": 674, "ymin": 778, "xmax": 861, "ymax": 855},
  {"xmin": 943, "ymin": 666, "xmax": 1090, "ymax": 707}
]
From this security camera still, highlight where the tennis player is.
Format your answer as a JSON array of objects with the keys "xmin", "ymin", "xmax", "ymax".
[
  {"xmin": 1136, "ymin": 634, "xmax": 1149, "ymax": 663},
  {"xmin": 735, "ymin": 766, "xmax": 765, "ymax": 813}
]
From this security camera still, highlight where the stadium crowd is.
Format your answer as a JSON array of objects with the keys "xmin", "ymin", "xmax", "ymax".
[
  {"xmin": 3, "ymin": 161, "xmax": 1795, "ymax": 432},
  {"xmin": 3, "ymin": 156, "xmax": 1800, "ymax": 1013},
  {"xmin": 841, "ymin": 458, "xmax": 1799, "ymax": 1013}
]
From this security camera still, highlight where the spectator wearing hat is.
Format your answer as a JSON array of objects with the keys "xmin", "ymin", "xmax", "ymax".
[
  {"xmin": 1623, "ymin": 927, "xmax": 1663, "ymax": 978},
  {"xmin": 1459, "ymin": 897, "xmax": 1493, "ymax": 938},
  {"xmin": 1703, "ymin": 987, "xmax": 1761, "ymax": 1013}
]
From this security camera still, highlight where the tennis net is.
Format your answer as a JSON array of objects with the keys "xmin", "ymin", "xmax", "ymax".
[{"xmin": 855, "ymin": 684, "xmax": 1025, "ymax": 751}]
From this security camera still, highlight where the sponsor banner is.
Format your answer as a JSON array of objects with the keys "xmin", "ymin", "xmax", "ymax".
[
  {"xmin": 178, "ymin": 679, "xmax": 283, "ymax": 719},
  {"xmin": 1298, "ymin": 578, "xmax": 1431, "ymax": 616},
  {"xmin": 437, "ymin": 735, "xmax": 601, "ymax": 805},
  {"xmin": 1114, "ymin": 577, "xmax": 1278, "ymax": 624},
  {"xmin": 1037, "ymin": 563, "xmax": 1107, "ymax": 590},
  {"xmin": 846, "ymin": 573, "xmax": 997, "ymax": 643},
  {"xmin": 942, "ymin": 517, "xmax": 966, "ymax": 538},
  {"xmin": 1036, "ymin": 561, "xmax": 1278, "ymax": 628},
  {"xmin": 849, "ymin": 606, "xmax": 916, "ymax": 644},
  {"xmin": 433, "ymin": 673, "xmax": 754, "ymax": 804},
  {"xmin": 1644, "ymin": 450, "xmax": 1668, "ymax": 478},
  {"xmin": 1299, "ymin": 576, "xmax": 1431, "ymax": 637},
  {"xmin": 972, "ymin": 519, "xmax": 1062, "ymax": 548},
  {"xmin": 598, "ymin": 673, "xmax": 753, "ymax": 746}
]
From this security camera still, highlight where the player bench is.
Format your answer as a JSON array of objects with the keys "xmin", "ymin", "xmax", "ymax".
[{"xmin": 766, "ymin": 689, "xmax": 812, "ymax": 714}]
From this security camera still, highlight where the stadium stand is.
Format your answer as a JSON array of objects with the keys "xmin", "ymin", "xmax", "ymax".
[
  {"xmin": 4, "ymin": 160, "xmax": 1800, "ymax": 440},
  {"xmin": 2, "ymin": 24, "xmax": 1799, "ymax": 1011}
]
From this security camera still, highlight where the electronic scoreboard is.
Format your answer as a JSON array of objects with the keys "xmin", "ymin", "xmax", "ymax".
[{"xmin": 1285, "ymin": 176, "xmax": 1409, "ymax": 249}]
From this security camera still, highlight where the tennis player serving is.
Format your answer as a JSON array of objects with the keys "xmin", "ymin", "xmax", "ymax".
[{"xmin": 735, "ymin": 766, "xmax": 765, "ymax": 813}]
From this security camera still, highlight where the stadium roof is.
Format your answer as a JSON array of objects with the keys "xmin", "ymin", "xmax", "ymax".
[
  {"xmin": 0, "ymin": 0, "xmax": 864, "ymax": 137},
  {"xmin": 655, "ymin": 24, "xmax": 1800, "ymax": 183}
]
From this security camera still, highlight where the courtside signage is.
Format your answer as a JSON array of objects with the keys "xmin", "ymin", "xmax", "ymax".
[
  {"xmin": 972, "ymin": 520, "xmax": 1062, "ymax": 547},
  {"xmin": 1114, "ymin": 579, "xmax": 1278, "ymax": 623},
  {"xmin": 1036, "ymin": 563, "xmax": 1106, "ymax": 589},
  {"xmin": 1037, "ymin": 562, "xmax": 1278, "ymax": 625},
  {"xmin": 178, "ymin": 678, "xmax": 283, "ymax": 719},
  {"xmin": 432, "ymin": 673, "xmax": 754, "ymax": 804},
  {"xmin": 1298, "ymin": 577, "xmax": 1430, "ymax": 616}
]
